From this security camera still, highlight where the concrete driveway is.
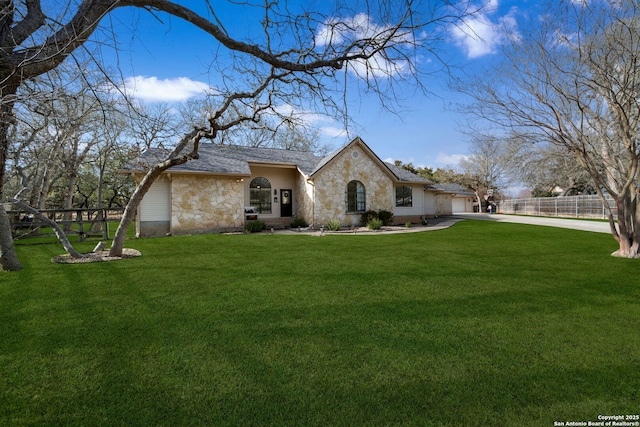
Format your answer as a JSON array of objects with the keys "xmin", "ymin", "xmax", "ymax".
[{"xmin": 452, "ymin": 213, "xmax": 614, "ymax": 234}]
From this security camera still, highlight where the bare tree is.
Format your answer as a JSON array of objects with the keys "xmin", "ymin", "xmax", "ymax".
[
  {"xmin": 0, "ymin": 1, "xmax": 475, "ymax": 270},
  {"xmin": 458, "ymin": 135, "xmax": 507, "ymax": 211},
  {"xmin": 504, "ymin": 139, "xmax": 593, "ymax": 196},
  {"xmin": 458, "ymin": 0, "xmax": 640, "ymax": 257},
  {"xmin": 127, "ymin": 102, "xmax": 181, "ymax": 152}
]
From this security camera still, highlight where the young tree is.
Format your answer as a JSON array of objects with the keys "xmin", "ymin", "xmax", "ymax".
[
  {"xmin": 459, "ymin": 0, "xmax": 640, "ymax": 257},
  {"xmin": 458, "ymin": 135, "xmax": 507, "ymax": 211},
  {"xmin": 0, "ymin": 1, "xmax": 475, "ymax": 270}
]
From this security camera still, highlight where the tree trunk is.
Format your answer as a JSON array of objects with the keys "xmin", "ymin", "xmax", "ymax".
[
  {"xmin": 0, "ymin": 205, "xmax": 23, "ymax": 271},
  {"xmin": 37, "ymin": 164, "xmax": 53, "ymax": 209},
  {"xmin": 109, "ymin": 128, "xmax": 204, "ymax": 257},
  {"xmin": 474, "ymin": 192, "xmax": 483, "ymax": 214},
  {"xmin": 0, "ymin": 92, "xmax": 23, "ymax": 271},
  {"xmin": 9, "ymin": 199, "xmax": 84, "ymax": 259},
  {"xmin": 62, "ymin": 171, "xmax": 78, "ymax": 232},
  {"xmin": 611, "ymin": 194, "xmax": 640, "ymax": 258}
]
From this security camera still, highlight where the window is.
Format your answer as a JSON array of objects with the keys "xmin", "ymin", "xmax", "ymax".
[
  {"xmin": 345, "ymin": 180, "xmax": 366, "ymax": 212},
  {"xmin": 395, "ymin": 186, "xmax": 413, "ymax": 207},
  {"xmin": 249, "ymin": 177, "xmax": 272, "ymax": 214}
]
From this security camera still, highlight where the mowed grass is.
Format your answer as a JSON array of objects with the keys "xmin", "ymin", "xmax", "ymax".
[{"xmin": 1, "ymin": 221, "xmax": 639, "ymax": 426}]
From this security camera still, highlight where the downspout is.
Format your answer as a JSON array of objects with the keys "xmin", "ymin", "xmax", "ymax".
[
  {"xmin": 307, "ymin": 179, "xmax": 316, "ymax": 228},
  {"xmin": 167, "ymin": 173, "xmax": 173, "ymax": 236}
]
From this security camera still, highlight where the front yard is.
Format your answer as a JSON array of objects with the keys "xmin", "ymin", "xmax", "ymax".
[{"xmin": 1, "ymin": 221, "xmax": 638, "ymax": 426}]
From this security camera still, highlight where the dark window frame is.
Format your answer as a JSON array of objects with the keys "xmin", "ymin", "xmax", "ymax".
[
  {"xmin": 345, "ymin": 180, "xmax": 366, "ymax": 213},
  {"xmin": 395, "ymin": 185, "xmax": 413, "ymax": 207},
  {"xmin": 249, "ymin": 177, "xmax": 272, "ymax": 214}
]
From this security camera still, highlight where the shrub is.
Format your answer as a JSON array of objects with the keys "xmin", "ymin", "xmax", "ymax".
[
  {"xmin": 405, "ymin": 221, "xmax": 412, "ymax": 228},
  {"xmin": 377, "ymin": 209, "xmax": 393, "ymax": 226},
  {"xmin": 367, "ymin": 218, "xmax": 383, "ymax": 230},
  {"xmin": 326, "ymin": 219, "xmax": 341, "ymax": 231},
  {"xmin": 245, "ymin": 220, "xmax": 265, "ymax": 233},
  {"xmin": 360, "ymin": 210, "xmax": 378, "ymax": 226},
  {"xmin": 290, "ymin": 217, "xmax": 308, "ymax": 228},
  {"xmin": 360, "ymin": 209, "xmax": 393, "ymax": 226}
]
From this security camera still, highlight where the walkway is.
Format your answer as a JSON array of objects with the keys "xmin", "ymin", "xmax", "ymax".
[
  {"xmin": 274, "ymin": 216, "xmax": 463, "ymax": 236},
  {"xmin": 452, "ymin": 213, "xmax": 614, "ymax": 234},
  {"xmin": 273, "ymin": 214, "xmax": 613, "ymax": 236}
]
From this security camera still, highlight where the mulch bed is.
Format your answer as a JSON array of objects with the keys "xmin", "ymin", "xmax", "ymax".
[{"xmin": 53, "ymin": 248, "xmax": 142, "ymax": 264}]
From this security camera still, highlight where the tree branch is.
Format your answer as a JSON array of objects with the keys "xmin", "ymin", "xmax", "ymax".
[{"xmin": 8, "ymin": 197, "xmax": 84, "ymax": 258}]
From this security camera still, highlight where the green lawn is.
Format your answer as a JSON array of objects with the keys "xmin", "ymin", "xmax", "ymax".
[{"xmin": 1, "ymin": 221, "xmax": 639, "ymax": 426}]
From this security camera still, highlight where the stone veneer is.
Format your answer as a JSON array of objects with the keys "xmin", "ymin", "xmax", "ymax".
[
  {"xmin": 295, "ymin": 173, "xmax": 314, "ymax": 226},
  {"xmin": 170, "ymin": 174, "xmax": 244, "ymax": 234},
  {"xmin": 312, "ymin": 145, "xmax": 393, "ymax": 226}
]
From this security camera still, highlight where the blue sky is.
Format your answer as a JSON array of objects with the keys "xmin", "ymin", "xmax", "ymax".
[{"xmin": 97, "ymin": 0, "xmax": 540, "ymax": 169}]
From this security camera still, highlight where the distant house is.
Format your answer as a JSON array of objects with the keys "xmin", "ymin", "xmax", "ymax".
[{"xmin": 122, "ymin": 137, "xmax": 455, "ymax": 237}]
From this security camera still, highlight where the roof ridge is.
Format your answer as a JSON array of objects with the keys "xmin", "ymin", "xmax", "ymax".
[{"xmin": 201, "ymin": 142, "xmax": 317, "ymax": 154}]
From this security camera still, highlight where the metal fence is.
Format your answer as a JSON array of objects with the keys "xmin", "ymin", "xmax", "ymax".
[{"xmin": 497, "ymin": 195, "xmax": 617, "ymax": 219}]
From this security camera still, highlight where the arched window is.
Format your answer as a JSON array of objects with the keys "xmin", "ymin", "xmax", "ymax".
[
  {"xmin": 345, "ymin": 180, "xmax": 366, "ymax": 213},
  {"xmin": 250, "ymin": 177, "xmax": 272, "ymax": 214}
]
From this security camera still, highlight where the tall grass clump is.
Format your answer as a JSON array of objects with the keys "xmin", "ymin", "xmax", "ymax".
[
  {"xmin": 366, "ymin": 218, "xmax": 383, "ymax": 230},
  {"xmin": 326, "ymin": 219, "xmax": 341, "ymax": 231},
  {"xmin": 244, "ymin": 220, "xmax": 265, "ymax": 232}
]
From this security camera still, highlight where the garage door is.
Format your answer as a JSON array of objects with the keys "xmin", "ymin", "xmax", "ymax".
[
  {"xmin": 452, "ymin": 198, "xmax": 466, "ymax": 213},
  {"xmin": 139, "ymin": 177, "xmax": 170, "ymax": 237}
]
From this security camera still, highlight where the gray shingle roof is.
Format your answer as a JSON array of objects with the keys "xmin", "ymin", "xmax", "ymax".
[
  {"xmin": 123, "ymin": 143, "xmax": 324, "ymax": 176},
  {"xmin": 384, "ymin": 162, "xmax": 433, "ymax": 184},
  {"xmin": 430, "ymin": 183, "xmax": 475, "ymax": 196},
  {"xmin": 123, "ymin": 141, "xmax": 432, "ymax": 185}
]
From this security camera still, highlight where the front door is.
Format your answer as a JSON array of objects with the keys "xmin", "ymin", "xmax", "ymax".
[{"xmin": 280, "ymin": 189, "xmax": 292, "ymax": 217}]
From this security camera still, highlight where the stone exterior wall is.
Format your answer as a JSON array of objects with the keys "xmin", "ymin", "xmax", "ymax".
[
  {"xmin": 170, "ymin": 174, "xmax": 244, "ymax": 234},
  {"xmin": 294, "ymin": 173, "xmax": 314, "ymax": 226},
  {"xmin": 435, "ymin": 193, "xmax": 453, "ymax": 216},
  {"xmin": 312, "ymin": 145, "xmax": 393, "ymax": 226}
]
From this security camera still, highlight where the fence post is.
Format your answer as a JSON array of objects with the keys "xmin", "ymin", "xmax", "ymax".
[
  {"xmin": 102, "ymin": 208, "xmax": 109, "ymax": 240},
  {"xmin": 77, "ymin": 209, "xmax": 85, "ymax": 242},
  {"xmin": 538, "ymin": 198, "xmax": 541, "ymax": 216}
]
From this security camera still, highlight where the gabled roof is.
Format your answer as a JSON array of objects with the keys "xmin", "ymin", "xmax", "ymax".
[
  {"xmin": 122, "ymin": 143, "xmax": 324, "ymax": 176},
  {"xmin": 429, "ymin": 183, "xmax": 475, "ymax": 196},
  {"xmin": 121, "ymin": 137, "xmax": 432, "ymax": 185},
  {"xmin": 309, "ymin": 137, "xmax": 401, "ymax": 181},
  {"xmin": 384, "ymin": 162, "xmax": 433, "ymax": 184}
]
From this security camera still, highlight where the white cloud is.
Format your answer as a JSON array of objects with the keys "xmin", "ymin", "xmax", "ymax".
[
  {"xmin": 347, "ymin": 53, "xmax": 410, "ymax": 79},
  {"xmin": 272, "ymin": 104, "xmax": 330, "ymax": 126},
  {"xmin": 316, "ymin": 13, "xmax": 398, "ymax": 47},
  {"xmin": 436, "ymin": 152, "xmax": 469, "ymax": 165},
  {"xmin": 315, "ymin": 13, "xmax": 413, "ymax": 79},
  {"xmin": 450, "ymin": 2, "xmax": 520, "ymax": 59},
  {"xmin": 320, "ymin": 126, "xmax": 347, "ymax": 138},
  {"xmin": 485, "ymin": 0, "xmax": 499, "ymax": 10},
  {"xmin": 271, "ymin": 103, "xmax": 348, "ymax": 137},
  {"xmin": 119, "ymin": 76, "xmax": 210, "ymax": 102}
]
